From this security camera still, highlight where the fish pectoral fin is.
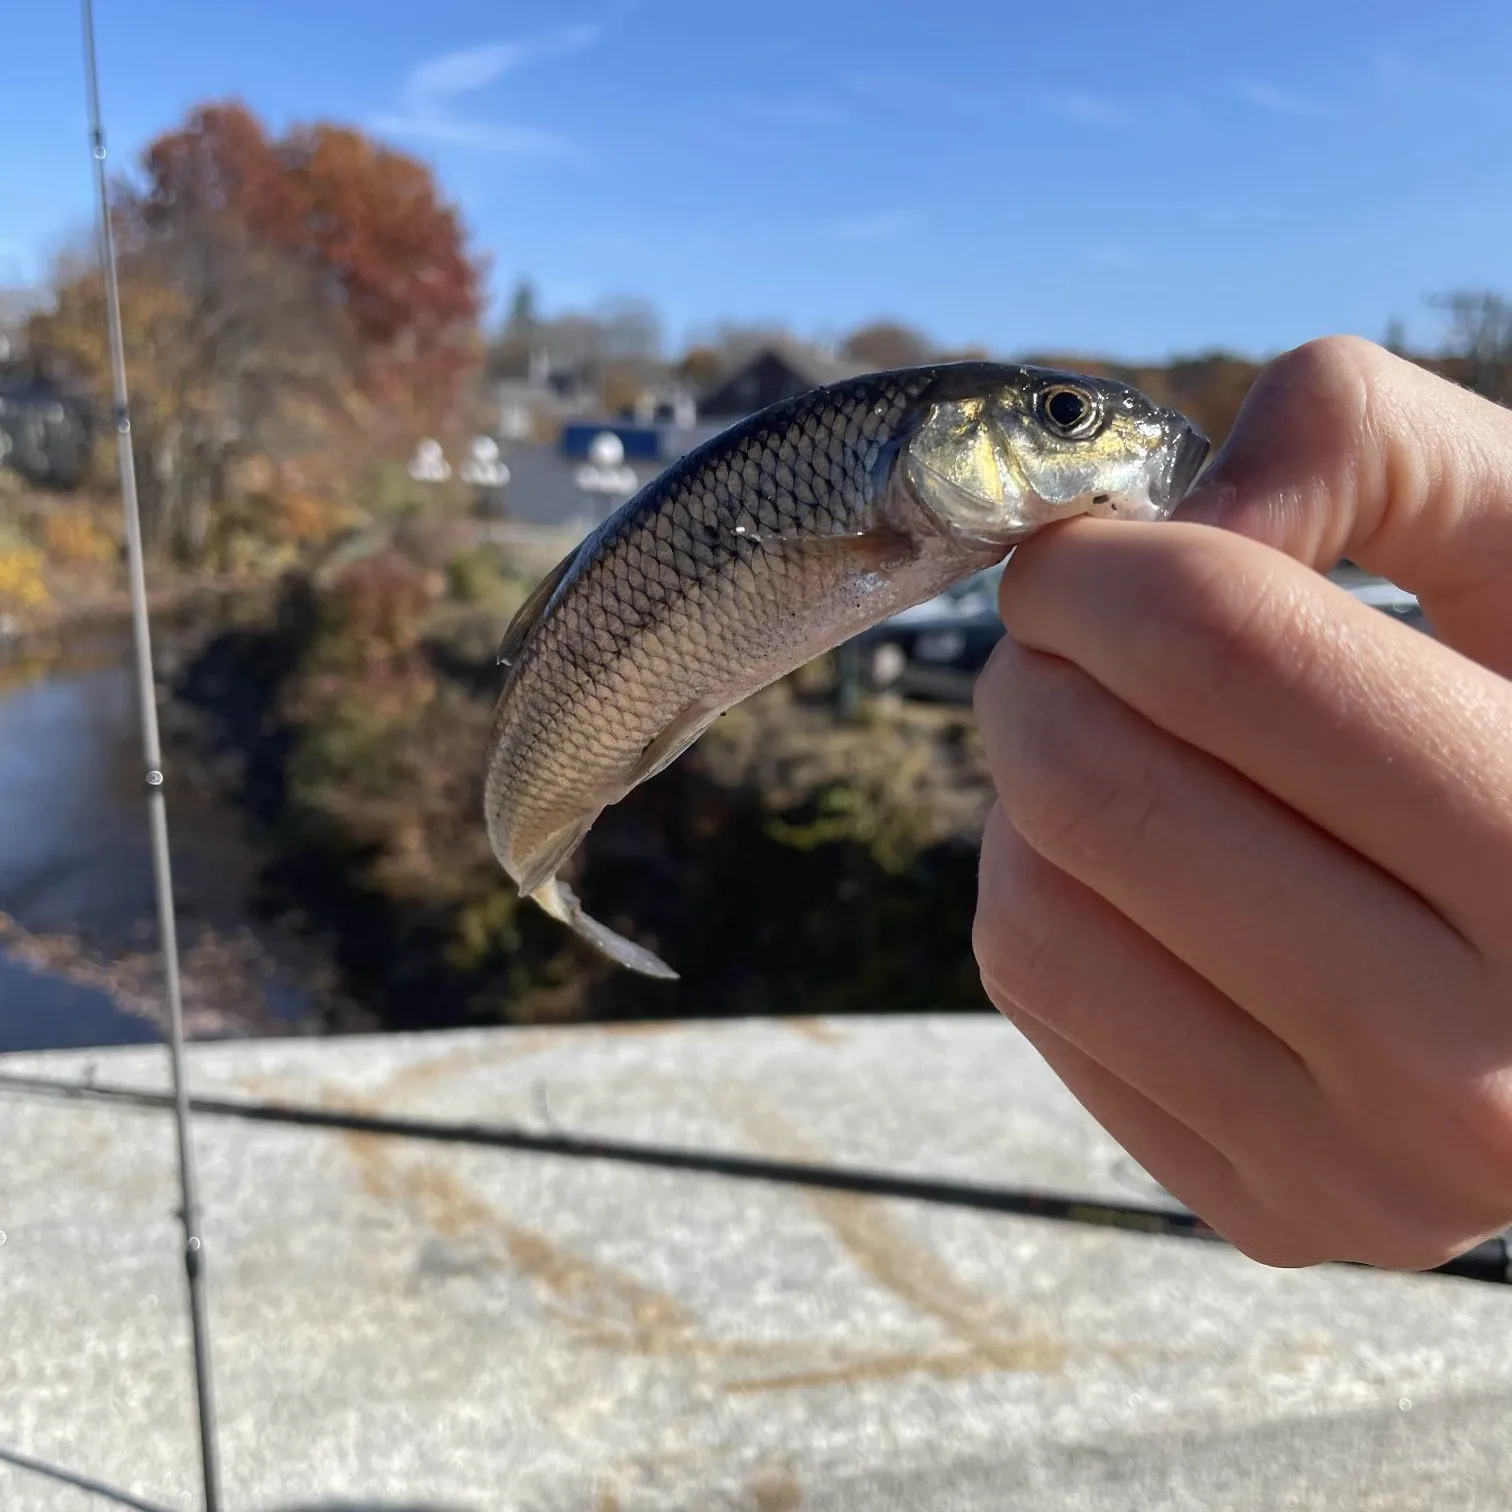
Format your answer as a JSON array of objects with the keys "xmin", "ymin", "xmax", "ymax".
[
  {"xmin": 532, "ymin": 877, "xmax": 678, "ymax": 981},
  {"xmin": 497, "ymin": 544, "xmax": 582, "ymax": 671},
  {"xmin": 617, "ymin": 698, "xmax": 726, "ymax": 796},
  {"xmin": 758, "ymin": 523, "xmax": 917, "ymax": 571}
]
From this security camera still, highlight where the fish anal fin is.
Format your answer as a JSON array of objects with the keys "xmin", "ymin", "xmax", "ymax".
[
  {"xmin": 497, "ymin": 545, "xmax": 582, "ymax": 670},
  {"xmin": 514, "ymin": 812, "xmax": 598, "ymax": 899},
  {"xmin": 532, "ymin": 877, "xmax": 678, "ymax": 980}
]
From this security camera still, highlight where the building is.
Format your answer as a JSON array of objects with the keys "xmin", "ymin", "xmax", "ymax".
[
  {"xmin": 488, "ymin": 418, "xmax": 729, "ymax": 535},
  {"xmin": 484, "ymin": 340, "xmax": 868, "ymax": 536},
  {"xmin": 494, "ymin": 350, "xmax": 602, "ymax": 443},
  {"xmin": 0, "ymin": 375, "xmax": 95, "ymax": 489},
  {"xmin": 628, "ymin": 381, "xmax": 697, "ymax": 428},
  {"xmin": 697, "ymin": 342, "xmax": 865, "ymax": 420}
]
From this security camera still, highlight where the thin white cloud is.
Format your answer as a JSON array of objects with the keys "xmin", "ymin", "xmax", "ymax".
[
  {"xmin": 1236, "ymin": 80, "xmax": 1318, "ymax": 116},
  {"xmin": 403, "ymin": 26, "xmax": 602, "ymax": 109},
  {"xmin": 406, "ymin": 43, "xmax": 534, "ymax": 102},
  {"xmin": 378, "ymin": 19, "xmax": 609, "ymax": 157},
  {"xmin": 371, "ymin": 114, "xmax": 579, "ymax": 158},
  {"xmin": 1046, "ymin": 93, "xmax": 1126, "ymax": 127}
]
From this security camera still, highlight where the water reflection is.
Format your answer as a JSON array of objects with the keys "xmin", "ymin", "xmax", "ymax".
[{"xmin": 0, "ymin": 629, "xmax": 313, "ymax": 1053}]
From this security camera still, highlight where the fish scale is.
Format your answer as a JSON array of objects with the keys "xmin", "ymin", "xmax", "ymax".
[{"xmin": 485, "ymin": 361, "xmax": 1208, "ymax": 978}]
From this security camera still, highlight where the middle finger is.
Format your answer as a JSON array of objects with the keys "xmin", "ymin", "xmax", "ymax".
[{"xmin": 974, "ymin": 637, "xmax": 1486, "ymax": 1082}]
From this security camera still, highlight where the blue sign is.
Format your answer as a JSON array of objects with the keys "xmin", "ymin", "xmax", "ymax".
[{"xmin": 559, "ymin": 422, "xmax": 663, "ymax": 462}]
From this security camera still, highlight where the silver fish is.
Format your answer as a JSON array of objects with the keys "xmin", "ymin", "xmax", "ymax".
[{"xmin": 484, "ymin": 362, "xmax": 1209, "ymax": 978}]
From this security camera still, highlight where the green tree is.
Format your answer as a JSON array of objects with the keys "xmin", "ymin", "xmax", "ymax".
[
  {"xmin": 1431, "ymin": 289, "xmax": 1512, "ymax": 403},
  {"xmin": 505, "ymin": 278, "xmax": 539, "ymax": 341}
]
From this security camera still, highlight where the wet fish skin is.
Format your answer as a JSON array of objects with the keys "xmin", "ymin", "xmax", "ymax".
[{"xmin": 485, "ymin": 361, "xmax": 1209, "ymax": 979}]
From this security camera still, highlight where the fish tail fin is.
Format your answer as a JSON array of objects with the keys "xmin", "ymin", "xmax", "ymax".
[{"xmin": 530, "ymin": 877, "xmax": 680, "ymax": 981}]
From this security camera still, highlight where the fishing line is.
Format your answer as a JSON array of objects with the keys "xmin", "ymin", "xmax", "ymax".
[
  {"xmin": 0, "ymin": 1443, "xmax": 178, "ymax": 1512},
  {"xmin": 1, "ymin": 1067, "xmax": 1507, "ymax": 1287},
  {"xmin": 80, "ymin": 4, "xmax": 223, "ymax": 1508}
]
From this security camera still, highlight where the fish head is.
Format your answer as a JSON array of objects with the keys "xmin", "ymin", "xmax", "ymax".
[{"xmin": 902, "ymin": 365, "xmax": 1210, "ymax": 545}]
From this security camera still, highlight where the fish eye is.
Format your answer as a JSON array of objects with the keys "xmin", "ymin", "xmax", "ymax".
[{"xmin": 1040, "ymin": 385, "xmax": 1100, "ymax": 438}]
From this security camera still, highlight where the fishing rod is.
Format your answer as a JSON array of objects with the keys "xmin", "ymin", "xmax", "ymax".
[
  {"xmin": 79, "ymin": 3, "xmax": 223, "ymax": 1508},
  {"xmin": 2, "ymin": 1067, "xmax": 1507, "ymax": 1287}
]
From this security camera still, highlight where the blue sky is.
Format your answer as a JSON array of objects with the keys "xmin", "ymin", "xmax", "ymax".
[{"xmin": 3, "ymin": 0, "xmax": 1510, "ymax": 362}]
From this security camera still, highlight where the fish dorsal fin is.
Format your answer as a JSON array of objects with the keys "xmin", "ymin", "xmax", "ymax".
[{"xmin": 496, "ymin": 545, "xmax": 581, "ymax": 671}]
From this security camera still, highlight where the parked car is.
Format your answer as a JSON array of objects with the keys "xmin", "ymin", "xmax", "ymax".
[{"xmin": 846, "ymin": 561, "xmax": 1427, "ymax": 703}]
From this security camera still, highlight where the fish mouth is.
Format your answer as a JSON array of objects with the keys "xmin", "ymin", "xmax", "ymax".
[{"xmin": 1162, "ymin": 427, "xmax": 1211, "ymax": 509}]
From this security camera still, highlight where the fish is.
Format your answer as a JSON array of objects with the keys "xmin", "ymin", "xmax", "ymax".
[{"xmin": 484, "ymin": 361, "xmax": 1210, "ymax": 979}]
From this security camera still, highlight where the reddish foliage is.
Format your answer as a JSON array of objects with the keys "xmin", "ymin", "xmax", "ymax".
[
  {"xmin": 136, "ymin": 101, "xmax": 295, "ymax": 232},
  {"xmin": 134, "ymin": 101, "xmax": 484, "ymax": 428},
  {"xmin": 324, "ymin": 550, "xmax": 439, "ymax": 658}
]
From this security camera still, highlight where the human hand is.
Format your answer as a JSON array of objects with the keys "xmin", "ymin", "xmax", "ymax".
[{"xmin": 972, "ymin": 336, "xmax": 1512, "ymax": 1271}]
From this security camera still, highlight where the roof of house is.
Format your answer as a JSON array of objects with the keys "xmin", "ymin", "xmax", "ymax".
[{"xmin": 696, "ymin": 341, "xmax": 870, "ymax": 419}]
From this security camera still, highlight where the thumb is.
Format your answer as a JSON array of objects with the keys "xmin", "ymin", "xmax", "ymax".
[{"xmin": 1175, "ymin": 335, "xmax": 1512, "ymax": 675}]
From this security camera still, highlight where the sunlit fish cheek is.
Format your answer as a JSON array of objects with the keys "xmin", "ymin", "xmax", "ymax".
[
  {"xmin": 905, "ymin": 448, "xmax": 1032, "ymax": 540},
  {"xmin": 903, "ymin": 407, "xmax": 1035, "ymax": 541},
  {"xmin": 1021, "ymin": 455, "xmax": 1162, "ymax": 523}
]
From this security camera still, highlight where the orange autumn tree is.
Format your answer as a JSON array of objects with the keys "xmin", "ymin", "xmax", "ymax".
[
  {"xmin": 137, "ymin": 104, "xmax": 485, "ymax": 426},
  {"xmin": 31, "ymin": 101, "xmax": 485, "ymax": 561}
]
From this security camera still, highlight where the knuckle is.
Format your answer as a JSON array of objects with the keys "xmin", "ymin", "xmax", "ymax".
[
  {"xmin": 1232, "ymin": 1222, "xmax": 1457, "ymax": 1274},
  {"xmin": 972, "ymin": 809, "xmax": 1063, "ymax": 1005},
  {"xmin": 991, "ymin": 653, "xmax": 1135, "ymax": 866},
  {"xmin": 1202, "ymin": 1090, "xmax": 1290, "ymax": 1168},
  {"xmin": 971, "ymin": 634, "xmax": 1011, "ymax": 728},
  {"xmin": 1216, "ymin": 1210, "xmax": 1334, "ymax": 1271},
  {"xmin": 1245, "ymin": 335, "xmax": 1376, "ymax": 439},
  {"xmin": 1130, "ymin": 537, "xmax": 1318, "ymax": 721},
  {"xmin": 1359, "ymin": 1232, "xmax": 1481, "ymax": 1275},
  {"xmin": 1237, "ymin": 1235, "xmax": 1333, "ymax": 1271},
  {"xmin": 1223, "ymin": 1166, "xmax": 1409, "ymax": 1269},
  {"xmin": 1248, "ymin": 1139, "xmax": 1488, "ymax": 1274},
  {"xmin": 1413, "ymin": 1072, "xmax": 1512, "ymax": 1214}
]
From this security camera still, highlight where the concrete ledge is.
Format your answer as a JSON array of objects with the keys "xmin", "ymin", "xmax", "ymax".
[{"xmin": 3, "ymin": 1015, "xmax": 1511, "ymax": 1510}]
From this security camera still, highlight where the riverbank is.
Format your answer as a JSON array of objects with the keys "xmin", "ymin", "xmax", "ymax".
[
  {"xmin": 165, "ymin": 549, "xmax": 998, "ymax": 1033},
  {"xmin": 0, "ymin": 598, "xmax": 346, "ymax": 1051},
  {"xmin": 0, "ymin": 510, "xmax": 1002, "ymax": 1047}
]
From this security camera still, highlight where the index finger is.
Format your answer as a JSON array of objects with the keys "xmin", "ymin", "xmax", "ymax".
[
  {"xmin": 992, "ymin": 518, "xmax": 1512, "ymax": 948},
  {"xmin": 1175, "ymin": 335, "xmax": 1512, "ymax": 676}
]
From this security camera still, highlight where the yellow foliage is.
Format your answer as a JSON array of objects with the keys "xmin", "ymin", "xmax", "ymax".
[
  {"xmin": 31, "ymin": 264, "xmax": 198, "ymax": 431},
  {"xmin": 271, "ymin": 490, "xmax": 361, "ymax": 545},
  {"xmin": 39, "ymin": 508, "xmax": 116, "ymax": 566},
  {"xmin": 0, "ymin": 546, "xmax": 50, "ymax": 613}
]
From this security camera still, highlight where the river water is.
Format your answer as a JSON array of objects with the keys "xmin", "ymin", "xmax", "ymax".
[{"xmin": 0, "ymin": 627, "xmax": 318, "ymax": 1054}]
